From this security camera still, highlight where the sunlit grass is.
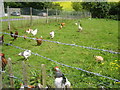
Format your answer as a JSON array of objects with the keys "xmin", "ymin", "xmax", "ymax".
[{"xmin": 1, "ymin": 18, "xmax": 119, "ymax": 88}]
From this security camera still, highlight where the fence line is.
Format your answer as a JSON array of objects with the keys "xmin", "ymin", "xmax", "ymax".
[
  {"xmin": 1, "ymin": 32, "xmax": 120, "ymax": 54},
  {"xmin": 8, "ymin": 58, "xmax": 14, "ymax": 88},
  {"xmin": 0, "ymin": 56, "xmax": 2, "ymax": 89},
  {"xmin": 4, "ymin": 43, "xmax": 120, "ymax": 82}
]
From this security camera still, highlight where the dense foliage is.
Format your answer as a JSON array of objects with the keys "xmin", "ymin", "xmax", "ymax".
[
  {"xmin": 72, "ymin": 2, "xmax": 120, "ymax": 20},
  {"xmin": 4, "ymin": 2, "xmax": 63, "ymax": 10}
]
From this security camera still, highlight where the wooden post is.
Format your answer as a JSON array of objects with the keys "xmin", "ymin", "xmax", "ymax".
[
  {"xmin": 89, "ymin": 12, "xmax": 92, "ymax": 20},
  {"xmin": 56, "ymin": 9, "xmax": 58, "ymax": 22},
  {"xmin": 8, "ymin": 58, "xmax": 14, "ymax": 88},
  {"xmin": 7, "ymin": 6, "xmax": 10, "ymax": 30},
  {"xmin": 30, "ymin": 7, "xmax": 32, "ymax": 26},
  {"xmin": 46, "ymin": 8, "xmax": 48, "ymax": 23},
  {"xmin": 0, "ymin": 56, "xmax": 2, "ymax": 89},
  {"xmin": 41, "ymin": 64, "xmax": 46, "ymax": 88},
  {"xmin": 22, "ymin": 61, "xmax": 28, "ymax": 89}
]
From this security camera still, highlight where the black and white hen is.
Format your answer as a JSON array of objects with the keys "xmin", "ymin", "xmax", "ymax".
[{"xmin": 54, "ymin": 66, "xmax": 71, "ymax": 89}]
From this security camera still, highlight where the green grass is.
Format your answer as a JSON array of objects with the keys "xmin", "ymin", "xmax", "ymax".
[
  {"xmin": 0, "ymin": 16, "xmax": 23, "ymax": 19},
  {"xmin": 1, "ymin": 18, "xmax": 120, "ymax": 88}
]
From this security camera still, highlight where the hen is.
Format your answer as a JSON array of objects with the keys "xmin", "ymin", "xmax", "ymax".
[
  {"xmin": 94, "ymin": 56, "xmax": 104, "ymax": 62},
  {"xmin": 54, "ymin": 66, "xmax": 71, "ymax": 89},
  {"xmin": 78, "ymin": 23, "xmax": 83, "ymax": 32},
  {"xmin": 59, "ymin": 25, "xmax": 63, "ymax": 29},
  {"xmin": 10, "ymin": 31, "xmax": 18, "ymax": 40},
  {"xmin": 19, "ymin": 83, "xmax": 35, "ymax": 90},
  {"xmin": 36, "ymin": 36, "xmax": 43, "ymax": 46},
  {"xmin": 50, "ymin": 31, "xmax": 54, "ymax": 39},
  {"xmin": 60, "ymin": 23, "xmax": 65, "ymax": 27},
  {"xmin": 0, "ymin": 53, "xmax": 8, "ymax": 71},
  {"xmin": 25, "ymin": 28, "xmax": 33, "ymax": 34},
  {"xmin": 18, "ymin": 50, "xmax": 31, "ymax": 60},
  {"xmin": 0, "ymin": 35, "xmax": 4, "ymax": 45},
  {"xmin": 31, "ymin": 29, "xmax": 38, "ymax": 36}
]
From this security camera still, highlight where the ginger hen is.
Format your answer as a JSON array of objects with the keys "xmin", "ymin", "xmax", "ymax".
[
  {"xmin": 36, "ymin": 36, "xmax": 43, "ymax": 46},
  {"xmin": 0, "ymin": 53, "xmax": 8, "ymax": 71}
]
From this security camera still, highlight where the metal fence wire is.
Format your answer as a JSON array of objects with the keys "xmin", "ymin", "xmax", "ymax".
[{"xmin": 4, "ymin": 7, "xmax": 91, "ymax": 18}]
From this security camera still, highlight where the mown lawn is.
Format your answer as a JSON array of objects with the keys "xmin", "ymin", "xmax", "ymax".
[{"xmin": 1, "ymin": 18, "xmax": 120, "ymax": 88}]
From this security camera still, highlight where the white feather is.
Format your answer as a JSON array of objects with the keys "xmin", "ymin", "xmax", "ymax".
[
  {"xmin": 78, "ymin": 24, "xmax": 82, "ymax": 31},
  {"xmin": 50, "ymin": 31, "xmax": 54, "ymax": 39},
  {"xmin": 75, "ymin": 23, "xmax": 78, "ymax": 25},
  {"xmin": 55, "ymin": 77, "xmax": 71, "ymax": 88},
  {"xmin": 18, "ymin": 50, "xmax": 31, "ymax": 59},
  {"xmin": 65, "ymin": 78, "xmax": 71, "ymax": 87},
  {"xmin": 26, "ymin": 29, "xmax": 33, "ymax": 34},
  {"xmin": 31, "ymin": 29, "xmax": 38, "ymax": 36},
  {"xmin": 55, "ymin": 77, "xmax": 64, "ymax": 88}
]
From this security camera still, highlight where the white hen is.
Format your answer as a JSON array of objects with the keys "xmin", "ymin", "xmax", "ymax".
[
  {"xmin": 50, "ymin": 31, "xmax": 54, "ymax": 39},
  {"xmin": 31, "ymin": 29, "xmax": 38, "ymax": 36},
  {"xmin": 26, "ymin": 28, "xmax": 33, "ymax": 34},
  {"xmin": 18, "ymin": 50, "xmax": 31, "ymax": 60},
  {"xmin": 78, "ymin": 23, "xmax": 83, "ymax": 32}
]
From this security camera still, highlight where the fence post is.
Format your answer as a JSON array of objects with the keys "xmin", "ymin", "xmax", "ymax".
[
  {"xmin": 41, "ymin": 64, "xmax": 46, "ymax": 88},
  {"xmin": 46, "ymin": 8, "xmax": 48, "ymax": 23},
  {"xmin": 22, "ymin": 61, "xmax": 28, "ymax": 89},
  {"xmin": 56, "ymin": 9, "xmax": 58, "ymax": 22},
  {"xmin": 0, "ymin": 56, "xmax": 2, "ymax": 89},
  {"xmin": 30, "ymin": 7, "xmax": 32, "ymax": 26},
  {"xmin": 7, "ymin": 6, "xmax": 10, "ymax": 30},
  {"xmin": 89, "ymin": 12, "xmax": 92, "ymax": 20},
  {"xmin": 8, "ymin": 58, "xmax": 14, "ymax": 88}
]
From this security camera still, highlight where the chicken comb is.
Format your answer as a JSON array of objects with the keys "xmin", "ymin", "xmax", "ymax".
[
  {"xmin": 0, "ymin": 53, "xmax": 4, "ymax": 56},
  {"xmin": 54, "ymin": 66, "xmax": 60, "ymax": 71}
]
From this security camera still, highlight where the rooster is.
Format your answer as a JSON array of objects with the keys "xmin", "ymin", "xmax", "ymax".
[
  {"xmin": 54, "ymin": 66, "xmax": 71, "ymax": 89},
  {"xmin": 31, "ymin": 29, "xmax": 38, "ymax": 36},
  {"xmin": 50, "ymin": 31, "xmax": 54, "ymax": 39},
  {"xmin": 0, "ymin": 35, "xmax": 4, "ymax": 45},
  {"xmin": 0, "ymin": 53, "xmax": 8, "ymax": 71},
  {"xmin": 18, "ymin": 50, "xmax": 31, "ymax": 60},
  {"xmin": 36, "ymin": 36, "xmax": 43, "ymax": 46},
  {"xmin": 10, "ymin": 31, "xmax": 18, "ymax": 40}
]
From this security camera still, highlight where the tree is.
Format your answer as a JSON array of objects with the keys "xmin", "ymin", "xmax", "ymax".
[
  {"xmin": 52, "ymin": 3, "xmax": 63, "ymax": 11},
  {"xmin": 91, "ymin": 2, "xmax": 110, "ymax": 18},
  {"xmin": 72, "ymin": 2, "xmax": 83, "ymax": 11},
  {"xmin": 4, "ymin": 2, "xmax": 63, "ymax": 10}
]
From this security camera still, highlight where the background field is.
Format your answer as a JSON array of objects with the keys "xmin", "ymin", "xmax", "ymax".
[{"xmin": 1, "ymin": 17, "xmax": 120, "ymax": 88}]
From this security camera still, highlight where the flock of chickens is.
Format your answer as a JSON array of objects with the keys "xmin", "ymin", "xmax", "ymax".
[{"xmin": 0, "ymin": 21, "xmax": 105, "ymax": 89}]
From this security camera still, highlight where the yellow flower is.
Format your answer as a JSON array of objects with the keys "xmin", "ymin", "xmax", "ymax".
[
  {"xmin": 110, "ymin": 63, "xmax": 116, "ymax": 65},
  {"xmin": 115, "ymin": 82, "xmax": 120, "ymax": 84},
  {"xmin": 101, "ymin": 63, "xmax": 104, "ymax": 65},
  {"xmin": 115, "ymin": 67, "xmax": 118, "ymax": 69}
]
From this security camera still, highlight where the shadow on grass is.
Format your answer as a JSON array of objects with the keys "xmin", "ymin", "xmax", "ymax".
[
  {"xmin": 32, "ymin": 44, "xmax": 42, "ymax": 46},
  {"xmin": 17, "ymin": 58, "xmax": 25, "ymax": 61}
]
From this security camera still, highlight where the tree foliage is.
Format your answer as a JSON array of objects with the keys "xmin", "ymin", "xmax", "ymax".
[
  {"xmin": 72, "ymin": 2, "xmax": 120, "ymax": 20},
  {"xmin": 72, "ymin": 2, "xmax": 83, "ymax": 11},
  {"xmin": 4, "ymin": 2, "xmax": 63, "ymax": 10}
]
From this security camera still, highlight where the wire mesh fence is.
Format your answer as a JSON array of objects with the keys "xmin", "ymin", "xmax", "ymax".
[{"xmin": 1, "ymin": 7, "xmax": 91, "ymax": 31}]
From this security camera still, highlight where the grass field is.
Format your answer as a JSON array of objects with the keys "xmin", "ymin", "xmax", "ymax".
[{"xmin": 1, "ymin": 18, "xmax": 120, "ymax": 88}]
